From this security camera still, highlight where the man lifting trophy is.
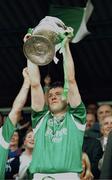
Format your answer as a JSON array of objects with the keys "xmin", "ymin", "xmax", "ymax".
[
  {"xmin": 23, "ymin": 15, "xmax": 87, "ymax": 180},
  {"xmin": 23, "ymin": 1, "xmax": 94, "ymax": 178}
]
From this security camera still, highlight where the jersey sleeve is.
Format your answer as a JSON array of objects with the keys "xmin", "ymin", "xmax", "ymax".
[
  {"xmin": 68, "ymin": 101, "xmax": 86, "ymax": 125},
  {"xmin": 31, "ymin": 106, "xmax": 48, "ymax": 128},
  {"xmin": 0, "ymin": 116, "xmax": 16, "ymax": 179},
  {"xmin": 1, "ymin": 116, "xmax": 16, "ymax": 144}
]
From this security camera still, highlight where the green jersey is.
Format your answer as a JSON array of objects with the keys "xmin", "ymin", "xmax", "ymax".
[
  {"xmin": 0, "ymin": 117, "xmax": 15, "ymax": 179},
  {"xmin": 29, "ymin": 102, "xmax": 86, "ymax": 175}
]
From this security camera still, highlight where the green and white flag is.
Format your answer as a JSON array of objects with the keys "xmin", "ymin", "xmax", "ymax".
[
  {"xmin": 49, "ymin": 0, "xmax": 93, "ymax": 99},
  {"xmin": 49, "ymin": 0, "xmax": 93, "ymax": 43}
]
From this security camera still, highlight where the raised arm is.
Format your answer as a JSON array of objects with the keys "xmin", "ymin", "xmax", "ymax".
[
  {"xmin": 9, "ymin": 68, "xmax": 30, "ymax": 126},
  {"xmin": 23, "ymin": 33, "xmax": 45, "ymax": 112},
  {"xmin": 27, "ymin": 60, "xmax": 45, "ymax": 112},
  {"xmin": 64, "ymin": 39, "xmax": 81, "ymax": 107}
]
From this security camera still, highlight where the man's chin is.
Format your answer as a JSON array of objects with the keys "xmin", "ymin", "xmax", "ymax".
[
  {"xmin": 49, "ymin": 103, "xmax": 67, "ymax": 113},
  {"xmin": 50, "ymin": 106, "xmax": 60, "ymax": 114}
]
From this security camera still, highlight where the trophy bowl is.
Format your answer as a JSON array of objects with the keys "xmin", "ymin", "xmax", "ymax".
[
  {"xmin": 23, "ymin": 16, "xmax": 69, "ymax": 66},
  {"xmin": 23, "ymin": 35, "xmax": 55, "ymax": 66}
]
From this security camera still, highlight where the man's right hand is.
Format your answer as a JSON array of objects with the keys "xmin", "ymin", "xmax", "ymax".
[{"xmin": 22, "ymin": 67, "xmax": 30, "ymax": 86}]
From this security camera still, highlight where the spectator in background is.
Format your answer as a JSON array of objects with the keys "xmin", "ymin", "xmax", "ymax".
[
  {"xmin": 85, "ymin": 112, "xmax": 101, "ymax": 139},
  {"xmin": 97, "ymin": 104, "xmax": 112, "ymax": 124},
  {"xmin": 100, "ymin": 115, "xmax": 112, "ymax": 151},
  {"xmin": 5, "ymin": 130, "xmax": 21, "ymax": 179},
  {"xmin": 0, "ymin": 67, "xmax": 30, "ymax": 179},
  {"xmin": 43, "ymin": 74, "xmax": 51, "ymax": 92},
  {"xmin": 100, "ymin": 130, "xmax": 112, "ymax": 179},
  {"xmin": 86, "ymin": 113, "xmax": 96, "ymax": 130},
  {"xmin": 85, "ymin": 104, "xmax": 112, "ymax": 139},
  {"xmin": 87, "ymin": 103, "xmax": 98, "ymax": 116},
  {"xmin": 83, "ymin": 111, "xmax": 103, "ymax": 178},
  {"xmin": 16, "ymin": 128, "xmax": 34, "ymax": 179},
  {"xmin": 98, "ymin": 115, "xmax": 112, "ymax": 170}
]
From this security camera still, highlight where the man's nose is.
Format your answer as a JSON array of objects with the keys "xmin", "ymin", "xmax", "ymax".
[
  {"xmin": 52, "ymin": 95, "xmax": 57, "ymax": 100},
  {"xmin": 103, "ymin": 113, "xmax": 106, "ymax": 118}
]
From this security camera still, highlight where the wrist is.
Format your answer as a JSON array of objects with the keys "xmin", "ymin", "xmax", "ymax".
[{"xmin": 23, "ymin": 79, "xmax": 30, "ymax": 88}]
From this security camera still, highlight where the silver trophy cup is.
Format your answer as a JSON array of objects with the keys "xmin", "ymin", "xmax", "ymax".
[{"xmin": 23, "ymin": 16, "xmax": 68, "ymax": 66}]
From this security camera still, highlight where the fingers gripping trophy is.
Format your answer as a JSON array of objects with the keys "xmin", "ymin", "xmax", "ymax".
[{"xmin": 23, "ymin": 16, "xmax": 74, "ymax": 66}]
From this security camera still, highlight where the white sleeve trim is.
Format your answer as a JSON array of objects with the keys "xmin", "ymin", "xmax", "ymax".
[
  {"xmin": 71, "ymin": 115, "xmax": 86, "ymax": 131},
  {"xmin": 33, "ymin": 111, "xmax": 49, "ymax": 135},
  {"xmin": 0, "ymin": 127, "xmax": 9, "ymax": 149}
]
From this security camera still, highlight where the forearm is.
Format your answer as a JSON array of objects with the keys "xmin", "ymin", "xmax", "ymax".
[
  {"xmin": 9, "ymin": 79, "xmax": 30, "ymax": 126},
  {"xmin": 27, "ymin": 60, "xmax": 45, "ymax": 111},
  {"xmin": 64, "ymin": 41, "xmax": 81, "ymax": 106},
  {"xmin": 27, "ymin": 59, "xmax": 40, "ymax": 86},
  {"xmin": 64, "ymin": 41, "xmax": 75, "ymax": 82}
]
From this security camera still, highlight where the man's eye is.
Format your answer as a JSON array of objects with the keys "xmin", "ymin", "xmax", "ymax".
[
  {"xmin": 48, "ymin": 94, "xmax": 52, "ymax": 98},
  {"xmin": 56, "ymin": 93, "xmax": 61, "ymax": 96}
]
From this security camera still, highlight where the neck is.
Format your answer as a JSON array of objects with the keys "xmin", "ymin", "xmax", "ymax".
[
  {"xmin": 104, "ymin": 135, "xmax": 108, "ymax": 138},
  {"xmin": 52, "ymin": 109, "xmax": 66, "ymax": 117},
  {"xmin": 25, "ymin": 148, "xmax": 33, "ymax": 156},
  {"xmin": 10, "ymin": 145, "xmax": 18, "ymax": 152}
]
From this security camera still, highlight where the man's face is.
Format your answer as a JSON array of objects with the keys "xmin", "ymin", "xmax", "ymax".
[
  {"xmin": 86, "ymin": 113, "xmax": 96, "ymax": 130},
  {"xmin": 101, "ymin": 116, "xmax": 112, "ymax": 137},
  {"xmin": 24, "ymin": 131, "xmax": 34, "ymax": 149},
  {"xmin": 97, "ymin": 104, "xmax": 112, "ymax": 123},
  {"xmin": 48, "ymin": 87, "xmax": 67, "ymax": 114},
  {"xmin": 10, "ymin": 132, "xmax": 19, "ymax": 147}
]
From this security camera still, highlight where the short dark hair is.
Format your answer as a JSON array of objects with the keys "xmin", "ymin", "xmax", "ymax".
[
  {"xmin": 49, "ymin": 81, "xmax": 64, "ymax": 91},
  {"xmin": 25, "ymin": 127, "xmax": 33, "ymax": 137},
  {"xmin": 23, "ymin": 127, "xmax": 33, "ymax": 142},
  {"xmin": 13, "ymin": 129, "xmax": 22, "ymax": 147}
]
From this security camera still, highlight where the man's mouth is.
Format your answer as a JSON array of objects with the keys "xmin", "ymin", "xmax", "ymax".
[{"xmin": 52, "ymin": 101, "xmax": 58, "ymax": 104}]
